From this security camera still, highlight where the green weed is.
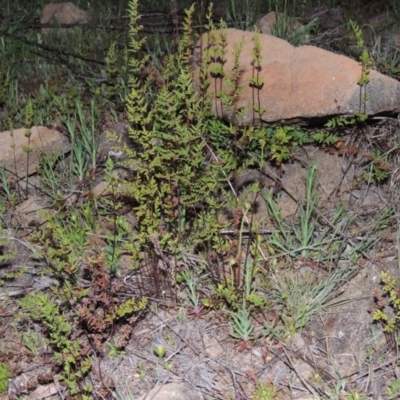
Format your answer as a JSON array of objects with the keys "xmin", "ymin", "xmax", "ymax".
[
  {"xmin": 0, "ymin": 227, "xmax": 17, "ymax": 270},
  {"xmin": 271, "ymin": 1, "xmax": 317, "ymax": 46},
  {"xmin": 18, "ymin": 196, "xmax": 146, "ymax": 397},
  {"xmin": 373, "ymin": 271, "xmax": 400, "ymax": 334},
  {"xmin": 372, "ymin": 33, "xmax": 400, "ymax": 79},
  {"xmin": 228, "ymin": 301, "xmax": 255, "ymax": 343},
  {"xmin": 22, "ymin": 330, "xmax": 40, "ymax": 354},
  {"xmin": 19, "ymin": 292, "xmax": 92, "ymax": 397},
  {"xmin": 313, "ymin": 131, "xmax": 340, "ymax": 146},
  {"xmin": 323, "ymin": 379, "xmax": 369, "ymax": 400},
  {"xmin": 350, "ymin": 19, "xmax": 371, "ymax": 114},
  {"xmin": 265, "ymin": 266, "xmax": 354, "ymax": 340},
  {"xmin": 253, "ymin": 382, "xmax": 278, "ymax": 400},
  {"xmin": 264, "ymin": 125, "xmax": 310, "ymax": 165},
  {"xmin": 177, "ymin": 270, "xmax": 205, "ymax": 318},
  {"xmin": 0, "ymin": 166, "xmax": 18, "ymax": 205},
  {"xmin": 65, "ymin": 99, "xmax": 99, "ymax": 186},
  {"xmin": 363, "ymin": 150, "xmax": 391, "ymax": 184},
  {"xmin": 227, "ymin": 0, "xmax": 263, "ymax": 31},
  {"xmin": 0, "ymin": 362, "xmax": 10, "ymax": 394},
  {"xmin": 387, "ymin": 377, "xmax": 400, "ymax": 398},
  {"xmin": 265, "ymin": 164, "xmax": 336, "ymax": 260}
]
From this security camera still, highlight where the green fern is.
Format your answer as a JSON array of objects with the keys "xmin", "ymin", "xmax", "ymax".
[
  {"xmin": 313, "ymin": 131, "xmax": 339, "ymax": 146},
  {"xmin": 123, "ymin": 2, "xmax": 230, "ymax": 255}
]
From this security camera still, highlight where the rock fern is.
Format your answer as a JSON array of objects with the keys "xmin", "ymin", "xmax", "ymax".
[{"xmin": 123, "ymin": 1, "xmax": 227, "ymax": 256}]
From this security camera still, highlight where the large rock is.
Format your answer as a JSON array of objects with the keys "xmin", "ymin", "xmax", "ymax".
[
  {"xmin": 192, "ymin": 28, "xmax": 400, "ymax": 125},
  {"xmin": 41, "ymin": 2, "xmax": 88, "ymax": 35},
  {"xmin": 0, "ymin": 126, "xmax": 70, "ymax": 178}
]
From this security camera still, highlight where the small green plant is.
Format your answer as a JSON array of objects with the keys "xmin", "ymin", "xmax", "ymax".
[
  {"xmin": 323, "ymin": 378, "xmax": 369, "ymax": 399},
  {"xmin": 0, "ymin": 166, "xmax": 18, "ymax": 205},
  {"xmin": 350, "ymin": 19, "xmax": 371, "ymax": 114},
  {"xmin": 153, "ymin": 344, "xmax": 167, "ymax": 360},
  {"xmin": 253, "ymin": 382, "xmax": 278, "ymax": 400},
  {"xmin": 372, "ymin": 33, "xmax": 400, "ymax": 78},
  {"xmin": 320, "ymin": 21, "xmax": 370, "ymax": 138},
  {"xmin": 363, "ymin": 150, "xmax": 390, "ymax": 183},
  {"xmin": 64, "ymin": 99, "xmax": 99, "ymax": 186},
  {"xmin": 313, "ymin": 131, "xmax": 340, "ymax": 146},
  {"xmin": 265, "ymin": 266, "xmax": 354, "ymax": 340},
  {"xmin": 250, "ymin": 29, "xmax": 266, "ymax": 124},
  {"xmin": 238, "ymin": 210, "xmax": 268, "ymax": 309},
  {"xmin": 345, "ymin": 391, "xmax": 369, "ymax": 400},
  {"xmin": 214, "ymin": 282, "xmax": 240, "ymax": 308},
  {"xmin": 177, "ymin": 270, "xmax": 204, "ymax": 318},
  {"xmin": 228, "ymin": 302, "xmax": 254, "ymax": 345},
  {"xmin": 151, "ymin": 331, "xmax": 171, "ymax": 369},
  {"xmin": 260, "ymin": 125, "xmax": 309, "ymax": 165},
  {"xmin": 23, "ymin": 330, "xmax": 40, "ymax": 354},
  {"xmin": 272, "ymin": 2, "xmax": 317, "ymax": 46},
  {"xmin": 103, "ymin": 41, "xmax": 129, "ymax": 104},
  {"xmin": 107, "ymin": 341, "xmax": 126, "ymax": 357},
  {"xmin": 387, "ymin": 377, "xmax": 400, "ymax": 398},
  {"xmin": 373, "ymin": 271, "xmax": 400, "ymax": 334},
  {"xmin": 136, "ymin": 361, "xmax": 147, "ymax": 379},
  {"xmin": 19, "ymin": 292, "xmax": 92, "ymax": 397},
  {"xmin": 0, "ymin": 226, "xmax": 17, "ymax": 269},
  {"xmin": 325, "ymin": 113, "xmax": 367, "ymax": 130},
  {"xmin": 33, "ymin": 207, "xmax": 92, "ymax": 277},
  {"xmin": 265, "ymin": 163, "xmax": 322, "ymax": 258},
  {"xmin": 264, "ymin": 162, "xmax": 370, "ymax": 262},
  {"xmin": 0, "ymin": 362, "xmax": 10, "ymax": 394},
  {"xmin": 227, "ymin": 0, "xmax": 260, "ymax": 31}
]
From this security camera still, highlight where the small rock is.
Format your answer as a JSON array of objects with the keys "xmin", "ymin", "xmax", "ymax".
[
  {"xmin": 342, "ymin": 188, "xmax": 383, "ymax": 207},
  {"xmin": 14, "ymin": 195, "xmax": 48, "ymax": 226},
  {"xmin": 16, "ymin": 175, "xmax": 42, "ymax": 195},
  {"xmin": 277, "ymin": 147, "xmax": 356, "ymax": 217},
  {"xmin": 290, "ymin": 332, "xmax": 307, "ymax": 353},
  {"xmin": 311, "ymin": 264, "xmax": 383, "ymax": 377},
  {"xmin": 92, "ymin": 181, "xmax": 110, "ymax": 197},
  {"xmin": 98, "ymin": 121, "xmax": 130, "ymax": 164},
  {"xmin": 203, "ymin": 334, "xmax": 224, "ymax": 358},
  {"xmin": 41, "ymin": 2, "xmax": 88, "ymax": 35},
  {"xmin": 15, "ymin": 195, "xmax": 45, "ymax": 214},
  {"xmin": 28, "ymin": 383, "xmax": 59, "ymax": 400},
  {"xmin": 292, "ymin": 358, "xmax": 314, "ymax": 383},
  {"xmin": 91, "ymin": 168, "xmax": 131, "ymax": 197},
  {"xmin": 136, "ymin": 382, "xmax": 204, "ymax": 400}
]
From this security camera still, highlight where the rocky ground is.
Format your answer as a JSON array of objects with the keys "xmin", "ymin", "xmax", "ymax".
[
  {"xmin": 1, "ymin": 0, "xmax": 400, "ymax": 399},
  {"xmin": 2, "ymin": 121, "xmax": 400, "ymax": 399}
]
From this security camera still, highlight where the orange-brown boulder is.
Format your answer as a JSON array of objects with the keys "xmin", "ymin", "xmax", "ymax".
[
  {"xmin": 0, "ymin": 126, "xmax": 70, "ymax": 178},
  {"xmin": 192, "ymin": 28, "xmax": 400, "ymax": 125}
]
